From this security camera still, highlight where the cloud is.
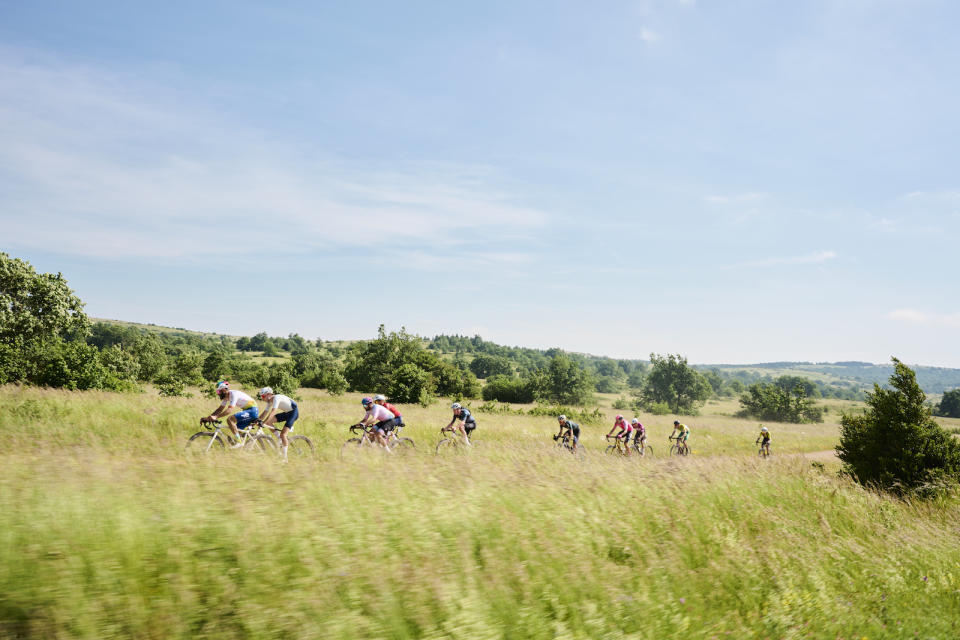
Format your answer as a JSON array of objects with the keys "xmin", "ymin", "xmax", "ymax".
[
  {"xmin": 0, "ymin": 48, "xmax": 549, "ymax": 263},
  {"xmin": 725, "ymin": 250, "xmax": 836, "ymax": 269},
  {"xmin": 888, "ymin": 309, "xmax": 960, "ymax": 329},
  {"xmin": 639, "ymin": 28, "xmax": 661, "ymax": 44}
]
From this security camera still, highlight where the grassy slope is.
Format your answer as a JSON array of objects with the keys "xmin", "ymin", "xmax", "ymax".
[{"xmin": 1, "ymin": 385, "xmax": 959, "ymax": 639}]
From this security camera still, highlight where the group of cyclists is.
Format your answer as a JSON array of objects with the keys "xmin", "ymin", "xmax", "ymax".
[
  {"xmin": 554, "ymin": 413, "xmax": 691, "ymax": 456},
  {"xmin": 200, "ymin": 381, "xmax": 769, "ymax": 459},
  {"xmin": 201, "ymin": 381, "xmax": 299, "ymax": 460}
]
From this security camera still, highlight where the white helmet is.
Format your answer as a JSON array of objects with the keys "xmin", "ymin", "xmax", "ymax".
[
  {"xmin": 761, "ymin": 426, "xmax": 768, "ymax": 432},
  {"xmin": 215, "ymin": 380, "xmax": 229, "ymax": 391},
  {"xmin": 558, "ymin": 414, "xmax": 567, "ymax": 421},
  {"xmin": 374, "ymin": 394, "xmax": 386, "ymax": 402},
  {"xmin": 258, "ymin": 387, "xmax": 273, "ymax": 398},
  {"xmin": 451, "ymin": 402, "xmax": 462, "ymax": 410},
  {"xmin": 631, "ymin": 418, "xmax": 639, "ymax": 424}
]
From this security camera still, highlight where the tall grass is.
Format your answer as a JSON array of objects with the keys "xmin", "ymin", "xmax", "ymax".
[{"xmin": 1, "ymin": 385, "xmax": 958, "ymax": 638}]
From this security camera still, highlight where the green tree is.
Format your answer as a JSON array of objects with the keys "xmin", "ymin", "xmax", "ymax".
[
  {"xmin": 640, "ymin": 353, "xmax": 712, "ymax": 413},
  {"xmin": 836, "ymin": 358, "xmax": 960, "ymax": 494},
  {"xmin": 546, "ymin": 353, "xmax": 594, "ymax": 405},
  {"xmin": 468, "ymin": 354, "xmax": 514, "ymax": 379},
  {"xmin": 0, "ymin": 252, "xmax": 89, "ymax": 347},
  {"xmin": 935, "ymin": 388, "xmax": 960, "ymax": 418},
  {"xmin": 738, "ymin": 381, "xmax": 824, "ymax": 423}
]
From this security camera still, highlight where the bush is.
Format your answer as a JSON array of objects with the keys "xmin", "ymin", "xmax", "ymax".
[
  {"xmin": 836, "ymin": 358, "xmax": 960, "ymax": 495},
  {"xmin": 526, "ymin": 404, "xmax": 603, "ymax": 425},
  {"xmin": 611, "ymin": 396, "xmax": 630, "ymax": 410},
  {"xmin": 482, "ymin": 375, "xmax": 535, "ymax": 403},
  {"xmin": 737, "ymin": 381, "xmax": 824, "ymax": 423}
]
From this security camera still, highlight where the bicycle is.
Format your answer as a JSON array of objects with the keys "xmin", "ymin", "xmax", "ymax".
[
  {"xmin": 605, "ymin": 434, "xmax": 632, "ymax": 457},
  {"xmin": 632, "ymin": 433, "xmax": 653, "ymax": 457},
  {"xmin": 668, "ymin": 435, "xmax": 691, "ymax": 456},
  {"xmin": 554, "ymin": 431, "xmax": 585, "ymax": 458},
  {"xmin": 340, "ymin": 423, "xmax": 415, "ymax": 459},
  {"xmin": 435, "ymin": 425, "xmax": 474, "ymax": 454},
  {"xmin": 185, "ymin": 419, "xmax": 275, "ymax": 455},
  {"xmin": 756, "ymin": 438, "xmax": 771, "ymax": 458}
]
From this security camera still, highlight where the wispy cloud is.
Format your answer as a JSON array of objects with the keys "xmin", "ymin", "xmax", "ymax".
[
  {"xmin": 888, "ymin": 309, "xmax": 960, "ymax": 329},
  {"xmin": 725, "ymin": 250, "xmax": 836, "ymax": 270},
  {"xmin": 639, "ymin": 28, "xmax": 661, "ymax": 44},
  {"xmin": 0, "ymin": 48, "xmax": 549, "ymax": 263}
]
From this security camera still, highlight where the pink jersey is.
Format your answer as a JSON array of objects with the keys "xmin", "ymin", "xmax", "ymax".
[
  {"xmin": 615, "ymin": 417, "xmax": 632, "ymax": 432},
  {"xmin": 362, "ymin": 404, "xmax": 394, "ymax": 424}
]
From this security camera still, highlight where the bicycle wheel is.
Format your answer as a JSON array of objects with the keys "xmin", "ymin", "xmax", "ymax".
[
  {"xmin": 287, "ymin": 435, "xmax": 315, "ymax": 457},
  {"xmin": 605, "ymin": 444, "xmax": 620, "ymax": 456},
  {"xmin": 387, "ymin": 436, "xmax": 415, "ymax": 455},
  {"xmin": 185, "ymin": 431, "xmax": 225, "ymax": 455},
  {"xmin": 669, "ymin": 444, "xmax": 681, "ymax": 456},
  {"xmin": 435, "ymin": 438, "xmax": 464, "ymax": 455},
  {"xmin": 340, "ymin": 437, "xmax": 365, "ymax": 460},
  {"xmin": 246, "ymin": 434, "xmax": 276, "ymax": 452}
]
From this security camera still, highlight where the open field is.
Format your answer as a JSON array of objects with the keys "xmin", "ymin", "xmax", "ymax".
[{"xmin": 2, "ymin": 385, "xmax": 959, "ymax": 639}]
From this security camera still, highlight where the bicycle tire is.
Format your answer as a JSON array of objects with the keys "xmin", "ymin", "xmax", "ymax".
[
  {"xmin": 642, "ymin": 445, "xmax": 654, "ymax": 457},
  {"xmin": 287, "ymin": 435, "xmax": 315, "ymax": 456},
  {"xmin": 605, "ymin": 444, "xmax": 621, "ymax": 456},
  {"xmin": 388, "ymin": 437, "xmax": 415, "ymax": 454},
  {"xmin": 246, "ymin": 434, "xmax": 276, "ymax": 452},
  {"xmin": 669, "ymin": 444, "xmax": 681, "ymax": 456},
  {"xmin": 185, "ymin": 431, "xmax": 225, "ymax": 454},
  {"xmin": 340, "ymin": 437, "xmax": 364, "ymax": 460},
  {"xmin": 435, "ymin": 438, "xmax": 461, "ymax": 455}
]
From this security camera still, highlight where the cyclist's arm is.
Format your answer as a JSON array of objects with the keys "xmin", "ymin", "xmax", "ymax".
[{"xmin": 207, "ymin": 400, "xmax": 230, "ymax": 421}]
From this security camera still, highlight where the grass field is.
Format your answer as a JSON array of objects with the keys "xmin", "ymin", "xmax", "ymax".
[{"xmin": 1, "ymin": 385, "xmax": 959, "ymax": 639}]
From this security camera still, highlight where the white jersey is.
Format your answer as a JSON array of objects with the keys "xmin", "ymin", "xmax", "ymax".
[
  {"xmin": 267, "ymin": 394, "xmax": 295, "ymax": 412},
  {"xmin": 220, "ymin": 390, "xmax": 256, "ymax": 409}
]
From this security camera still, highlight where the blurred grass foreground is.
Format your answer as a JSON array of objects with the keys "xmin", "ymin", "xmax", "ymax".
[{"xmin": 1, "ymin": 385, "xmax": 959, "ymax": 639}]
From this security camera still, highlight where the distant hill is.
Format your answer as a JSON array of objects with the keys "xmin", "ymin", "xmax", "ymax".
[{"xmin": 697, "ymin": 362, "xmax": 960, "ymax": 396}]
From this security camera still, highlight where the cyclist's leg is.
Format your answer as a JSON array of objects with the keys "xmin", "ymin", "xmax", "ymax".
[{"xmin": 571, "ymin": 426, "xmax": 580, "ymax": 452}]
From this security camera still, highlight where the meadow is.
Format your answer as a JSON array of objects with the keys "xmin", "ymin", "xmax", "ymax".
[{"xmin": 1, "ymin": 385, "xmax": 959, "ymax": 639}]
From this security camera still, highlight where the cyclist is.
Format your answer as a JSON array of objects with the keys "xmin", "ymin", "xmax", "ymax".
[
  {"xmin": 202, "ymin": 381, "xmax": 259, "ymax": 448},
  {"xmin": 446, "ymin": 402, "xmax": 476, "ymax": 445},
  {"xmin": 606, "ymin": 414, "xmax": 633, "ymax": 456},
  {"xmin": 374, "ymin": 394, "xmax": 403, "ymax": 431},
  {"xmin": 555, "ymin": 414, "xmax": 581, "ymax": 453},
  {"xmin": 257, "ymin": 387, "xmax": 298, "ymax": 461},
  {"xmin": 670, "ymin": 420, "xmax": 690, "ymax": 454},
  {"xmin": 632, "ymin": 418, "xmax": 648, "ymax": 456},
  {"xmin": 357, "ymin": 397, "xmax": 395, "ymax": 447},
  {"xmin": 756, "ymin": 425, "xmax": 771, "ymax": 456}
]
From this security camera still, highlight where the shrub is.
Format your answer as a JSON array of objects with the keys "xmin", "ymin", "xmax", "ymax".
[
  {"xmin": 482, "ymin": 375, "xmax": 535, "ymax": 403},
  {"xmin": 836, "ymin": 358, "xmax": 960, "ymax": 494},
  {"xmin": 611, "ymin": 396, "xmax": 630, "ymax": 410}
]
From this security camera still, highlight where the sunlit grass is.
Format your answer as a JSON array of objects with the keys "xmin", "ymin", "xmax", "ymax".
[{"xmin": 1, "ymin": 385, "xmax": 958, "ymax": 638}]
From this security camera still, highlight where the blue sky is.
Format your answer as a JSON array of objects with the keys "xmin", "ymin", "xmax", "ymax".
[{"xmin": 2, "ymin": 1, "xmax": 959, "ymax": 366}]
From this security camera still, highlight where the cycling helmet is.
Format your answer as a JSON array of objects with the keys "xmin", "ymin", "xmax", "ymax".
[
  {"xmin": 451, "ymin": 402, "xmax": 462, "ymax": 410},
  {"xmin": 631, "ymin": 418, "xmax": 639, "ymax": 425},
  {"xmin": 674, "ymin": 420, "xmax": 680, "ymax": 425},
  {"xmin": 361, "ymin": 397, "xmax": 373, "ymax": 407},
  {"xmin": 374, "ymin": 394, "xmax": 386, "ymax": 402},
  {"xmin": 215, "ymin": 380, "xmax": 230, "ymax": 397},
  {"xmin": 761, "ymin": 426, "xmax": 768, "ymax": 432},
  {"xmin": 615, "ymin": 414, "xmax": 623, "ymax": 420},
  {"xmin": 558, "ymin": 414, "xmax": 567, "ymax": 421},
  {"xmin": 258, "ymin": 387, "xmax": 273, "ymax": 398}
]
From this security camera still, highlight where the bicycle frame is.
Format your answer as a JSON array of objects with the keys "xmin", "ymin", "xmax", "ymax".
[{"xmin": 200, "ymin": 419, "xmax": 268, "ymax": 451}]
